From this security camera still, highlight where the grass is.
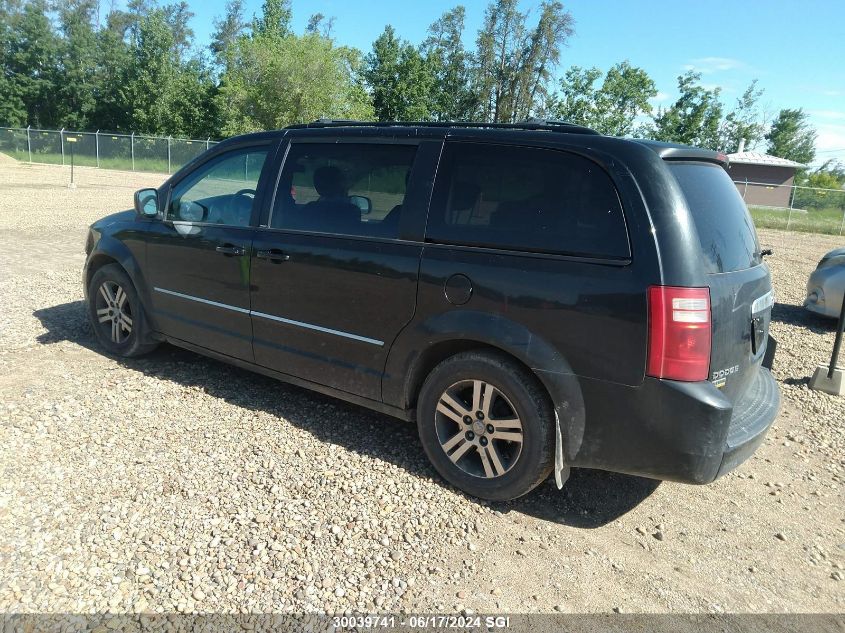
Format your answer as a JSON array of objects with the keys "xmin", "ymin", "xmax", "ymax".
[
  {"xmin": 0, "ymin": 149, "xmax": 175, "ymax": 174},
  {"xmin": 749, "ymin": 206, "xmax": 845, "ymax": 236}
]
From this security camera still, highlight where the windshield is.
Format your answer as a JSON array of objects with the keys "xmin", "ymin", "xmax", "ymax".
[{"xmin": 669, "ymin": 162, "xmax": 762, "ymax": 273}]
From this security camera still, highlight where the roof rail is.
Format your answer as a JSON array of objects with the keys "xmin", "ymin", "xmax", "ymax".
[{"xmin": 286, "ymin": 118, "xmax": 601, "ymax": 136}]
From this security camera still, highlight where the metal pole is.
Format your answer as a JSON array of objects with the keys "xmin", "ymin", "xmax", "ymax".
[
  {"xmin": 206, "ymin": 137, "xmax": 210, "ymax": 151},
  {"xmin": 828, "ymin": 292, "xmax": 845, "ymax": 379},
  {"xmin": 742, "ymin": 178, "xmax": 748, "ymax": 200},
  {"xmin": 95, "ymin": 130, "xmax": 100, "ymax": 168},
  {"xmin": 70, "ymin": 142, "xmax": 74, "ymax": 185},
  {"xmin": 786, "ymin": 206, "xmax": 793, "ymax": 231},
  {"xmin": 60, "ymin": 128, "xmax": 65, "ymax": 166},
  {"xmin": 840, "ymin": 209, "xmax": 845, "ymax": 237},
  {"xmin": 26, "ymin": 125, "xmax": 31, "ymax": 163},
  {"xmin": 167, "ymin": 136, "xmax": 171, "ymax": 173},
  {"xmin": 131, "ymin": 133, "xmax": 135, "ymax": 171}
]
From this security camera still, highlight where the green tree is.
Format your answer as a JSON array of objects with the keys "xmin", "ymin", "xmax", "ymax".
[
  {"xmin": 6, "ymin": 0, "xmax": 62, "ymax": 127},
  {"xmin": 55, "ymin": 0, "xmax": 99, "ymax": 129},
  {"xmin": 91, "ymin": 7, "xmax": 137, "ymax": 132},
  {"xmin": 421, "ymin": 6, "xmax": 477, "ymax": 121},
  {"xmin": 593, "ymin": 62, "xmax": 657, "ymax": 136},
  {"xmin": 765, "ymin": 108, "xmax": 816, "ymax": 165},
  {"xmin": 793, "ymin": 160, "xmax": 845, "ymax": 211},
  {"xmin": 546, "ymin": 65, "xmax": 601, "ymax": 126},
  {"xmin": 474, "ymin": 0, "xmax": 573, "ymax": 122},
  {"xmin": 365, "ymin": 25, "xmax": 437, "ymax": 121},
  {"xmin": 254, "ymin": 0, "xmax": 291, "ymax": 39},
  {"xmin": 121, "ymin": 9, "xmax": 215, "ymax": 136},
  {"xmin": 0, "ymin": 0, "xmax": 28, "ymax": 126},
  {"xmin": 163, "ymin": 1, "xmax": 195, "ymax": 62},
  {"xmin": 510, "ymin": 1, "xmax": 574, "ymax": 121},
  {"xmin": 305, "ymin": 13, "xmax": 334, "ymax": 38},
  {"xmin": 718, "ymin": 80, "xmax": 765, "ymax": 153},
  {"xmin": 646, "ymin": 71, "xmax": 723, "ymax": 149},
  {"xmin": 218, "ymin": 4, "xmax": 372, "ymax": 134},
  {"xmin": 548, "ymin": 61, "xmax": 656, "ymax": 136},
  {"xmin": 211, "ymin": 0, "xmax": 246, "ymax": 70}
]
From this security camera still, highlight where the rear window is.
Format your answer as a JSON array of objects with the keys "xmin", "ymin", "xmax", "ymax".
[
  {"xmin": 426, "ymin": 142, "xmax": 630, "ymax": 259},
  {"xmin": 669, "ymin": 162, "xmax": 761, "ymax": 273}
]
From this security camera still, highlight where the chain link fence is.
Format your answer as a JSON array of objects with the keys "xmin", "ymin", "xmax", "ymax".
[
  {"xmin": 0, "ymin": 126, "xmax": 218, "ymax": 174},
  {"xmin": 734, "ymin": 180, "xmax": 845, "ymax": 236},
  {"xmin": 3, "ymin": 125, "xmax": 844, "ymax": 235}
]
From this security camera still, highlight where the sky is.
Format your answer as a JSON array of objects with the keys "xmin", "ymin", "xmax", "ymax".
[{"xmin": 135, "ymin": 0, "xmax": 845, "ymax": 166}]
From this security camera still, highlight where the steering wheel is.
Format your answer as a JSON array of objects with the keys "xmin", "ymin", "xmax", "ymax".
[{"xmin": 218, "ymin": 188, "xmax": 257, "ymax": 226}]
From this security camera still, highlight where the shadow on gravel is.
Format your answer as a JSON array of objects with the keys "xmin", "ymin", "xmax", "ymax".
[
  {"xmin": 34, "ymin": 300, "xmax": 657, "ymax": 528},
  {"xmin": 771, "ymin": 301, "xmax": 836, "ymax": 332},
  {"xmin": 500, "ymin": 470, "xmax": 660, "ymax": 528}
]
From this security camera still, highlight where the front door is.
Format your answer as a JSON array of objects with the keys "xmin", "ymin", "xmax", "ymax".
[
  {"xmin": 249, "ymin": 139, "xmax": 431, "ymax": 400},
  {"xmin": 145, "ymin": 144, "xmax": 274, "ymax": 361}
]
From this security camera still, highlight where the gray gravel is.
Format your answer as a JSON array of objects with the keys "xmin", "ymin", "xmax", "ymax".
[{"xmin": 0, "ymin": 160, "xmax": 842, "ymax": 615}]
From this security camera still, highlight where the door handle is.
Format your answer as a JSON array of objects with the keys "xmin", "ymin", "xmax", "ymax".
[
  {"xmin": 215, "ymin": 244, "xmax": 245, "ymax": 256},
  {"xmin": 256, "ymin": 248, "xmax": 290, "ymax": 262}
]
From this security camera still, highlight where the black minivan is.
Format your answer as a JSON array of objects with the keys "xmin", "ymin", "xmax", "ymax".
[{"xmin": 83, "ymin": 120, "xmax": 780, "ymax": 501}]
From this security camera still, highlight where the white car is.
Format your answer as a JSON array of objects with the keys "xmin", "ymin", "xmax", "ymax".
[{"xmin": 805, "ymin": 247, "xmax": 845, "ymax": 318}]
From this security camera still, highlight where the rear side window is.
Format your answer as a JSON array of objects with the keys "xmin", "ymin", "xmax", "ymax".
[
  {"xmin": 669, "ymin": 162, "xmax": 761, "ymax": 273},
  {"xmin": 271, "ymin": 143, "xmax": 418, "ymax": 238},
  {"xmin": 426, "ymin": 142, "xmax": 630, "ymax": 258}
]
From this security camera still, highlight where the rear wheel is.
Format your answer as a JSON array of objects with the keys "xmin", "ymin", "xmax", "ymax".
[
  {"xmin": 417, "ymin": 351, "xmax": 554, "ymax": 501},
  {"xmin": 87, "ymin": 264, "xmax": 158, "ymax": 357}
]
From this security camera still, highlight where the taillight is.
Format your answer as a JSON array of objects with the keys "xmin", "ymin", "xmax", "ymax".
[{"xmin": 647, "ymin": 286, "xmax": 711, "ymax": 382}]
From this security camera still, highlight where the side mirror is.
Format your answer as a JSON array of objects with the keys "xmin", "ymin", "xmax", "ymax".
[
  {"xmin": 134, "ymin": 188, "xmax": 159, "ymax": 218},
  {"xmin": 349, "ymin": 195, "xmax": 372, "ymax": 215}
]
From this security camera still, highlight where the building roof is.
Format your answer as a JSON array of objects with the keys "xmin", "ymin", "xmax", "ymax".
[{"xmin": 726, "ymin": 151, "xmax": 807, "ymax": 169}]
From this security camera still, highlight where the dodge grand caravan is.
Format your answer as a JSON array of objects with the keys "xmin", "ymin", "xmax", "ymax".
[{"xmin": 83, "ymin": 119, "xmax": 780, "ymax": 501}]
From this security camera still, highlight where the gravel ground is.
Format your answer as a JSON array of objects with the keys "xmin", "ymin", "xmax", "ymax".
[{"xmin": 0, "ymin": 160, "xmax": 843, "ymax": 616}]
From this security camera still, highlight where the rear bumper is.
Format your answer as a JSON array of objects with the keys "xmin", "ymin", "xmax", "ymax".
[
  {"xmin": 715, "ymin": 367, "xmax": 780, "ymax": 478},
  {"xmin": 569, "ymin": 368, "xmax": 780, "ymax": 484}
]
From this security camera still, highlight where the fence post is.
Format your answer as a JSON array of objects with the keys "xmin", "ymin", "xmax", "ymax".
[
  {"xmin": 60, "ymin": 128, "xmax": 65, "ymax": 166},
  {"xmin": 206, "ymin": 137, "xmax": 210, "ymax": 151},
  {"xmin": 167, "ymin": 136, "xmax": 172, "ymax": 173},
  {"xmin": 95, "ymin": 130, "xmax": 100, "ymax": 168},
  {"xmin": 26, "ymin": 125, "xmax": 31, "ymax": 163},
  {"xmin": 786, "ymin": 183, "xmax": 796, "ymax": 231},
  {"xmin": 840, "ymin": 209, "xmax": 845, "ymax": 236},
  {"xmin": 742, "ymin": 178, "xmax": 748, "ymax": 200},
  {"xmin": 131, "ymin": 132, "xmax": 135, "ymax": 171}
]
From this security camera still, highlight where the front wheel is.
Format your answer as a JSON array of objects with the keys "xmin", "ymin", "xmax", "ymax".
[
  {"xmin": 87, "ymin": 264, "xmax": 158, "ymax": 357},
  {"xmin": 417, "ymin": 351, "xmax": 555, "ymax": 501}
]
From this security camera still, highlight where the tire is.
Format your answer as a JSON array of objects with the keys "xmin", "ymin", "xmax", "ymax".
[
  {"xmin": 417, "ymin": 350, "xmax": 555, "ymax": 501},
  {"xmin": 87, "ymin": 263, "xmax": 158, "ymax": 358}
]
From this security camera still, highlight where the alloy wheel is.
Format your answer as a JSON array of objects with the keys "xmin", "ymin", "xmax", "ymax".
[
  {"xmin": 95, "ymin": 280, "xmax": 133, "ymax": 345},
  {"xmin": 434, "ymin": 379, "xmax": 524, "ymax": 479}
]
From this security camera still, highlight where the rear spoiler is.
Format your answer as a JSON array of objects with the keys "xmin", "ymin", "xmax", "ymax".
[{"xmin": 633, "ymin": 140, "xmax": 728, "ymax": 167}]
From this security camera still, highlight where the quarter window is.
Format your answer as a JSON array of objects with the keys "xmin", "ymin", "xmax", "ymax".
[
  {"xmin": 426, "ymin": 142, "xmax": 630, "ymax": 258},
  {"xmin": 168, "ymin": 148, "xmax": 269, "ymax": 226},
  {"xmin": 271, "ymin": 143, "xmax": 418, "ymax": 238}
]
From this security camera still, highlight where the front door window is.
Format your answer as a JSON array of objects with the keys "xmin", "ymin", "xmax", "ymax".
[{"xmin": 169, "ymin": 149, "xmax": 269, "ymax": 226}]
